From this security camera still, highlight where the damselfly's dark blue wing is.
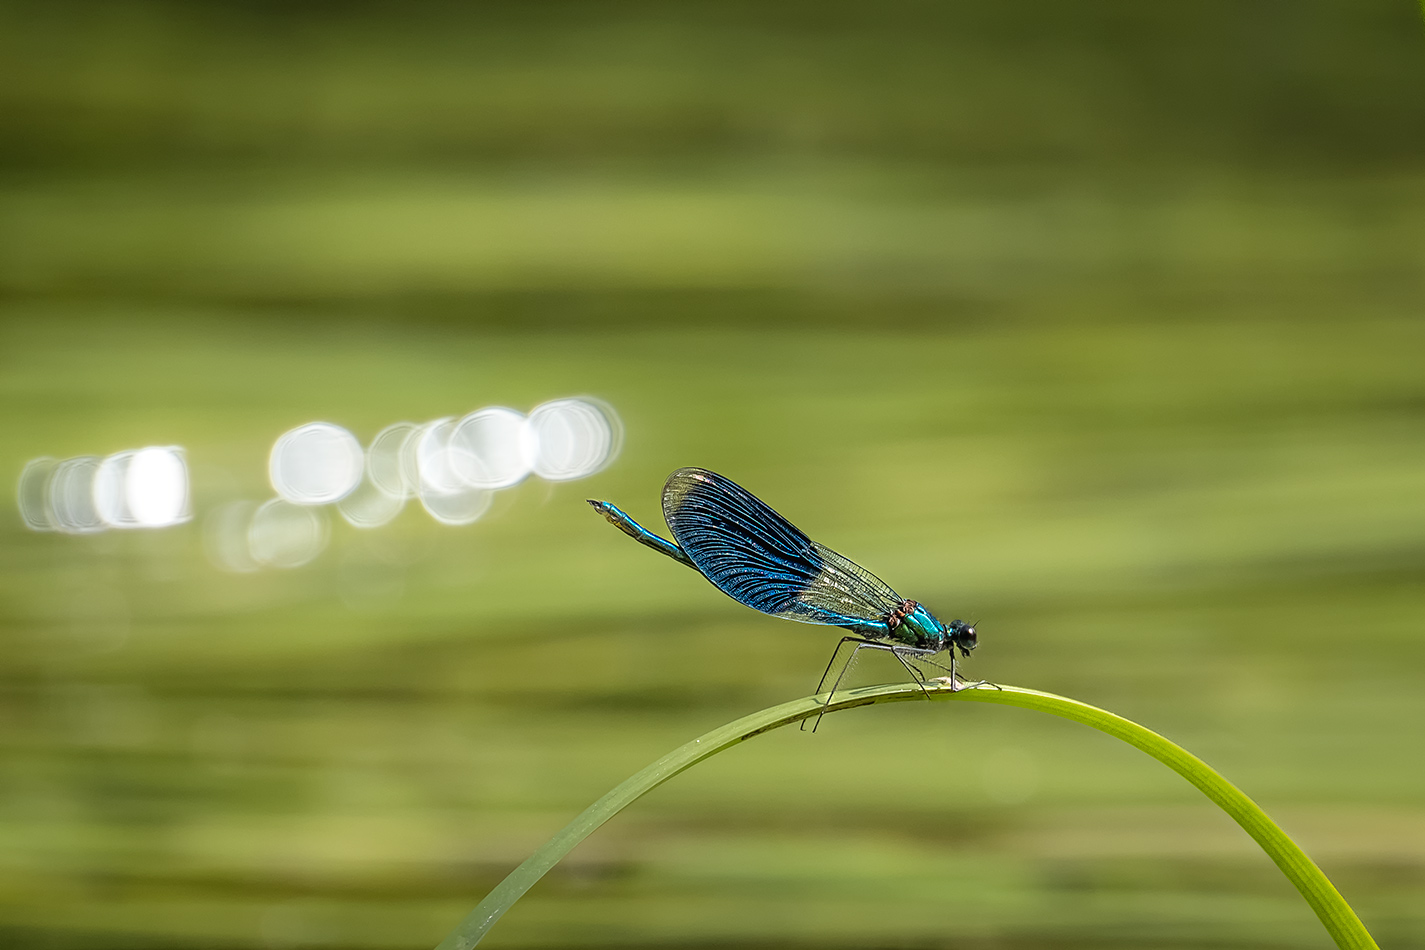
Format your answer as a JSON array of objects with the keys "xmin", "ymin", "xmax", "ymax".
[{"xmin": 662, "ymin": 468, "xmax": 903, "ymax": 632}]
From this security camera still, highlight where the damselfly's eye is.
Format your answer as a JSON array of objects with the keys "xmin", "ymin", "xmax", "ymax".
[{"xmin": 956, "ymin": 623, "xmax": 977, "ymax": 653}]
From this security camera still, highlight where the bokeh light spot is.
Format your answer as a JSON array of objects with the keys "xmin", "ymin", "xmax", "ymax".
[
  {"xmin": 127, "ymin": 447, "xmax": 189, "ymax": 527},
  {"xmin": 367, "ymin": 422, "xmax": 417, "ymax": 499},
  {"xmin": 248, "ymin": 499, "xmax": 328, "ymax": 568},
  {"xmin": 337, "ymin": 474, "xmax": 405, "ymax": 529},
  {"xmin": 525, "ymin": 398, "xmax": 621, "ymax": 481},
  {"xmin": 17, "ymin": 457, "xmax": 58, "ymax": 531},
  {"xmin": 204, "ymin": 500, "xmax": 260, "ymax": 573},
  {"xmin": 413, "ymin": 418, "xmax": 464, "ymax": 496},
  {"xmin": 50, "ymin": 456, "xmax": 105, "ymax": 534},
  {"xmin": 450, "ymin": 406, "xmax": 531, "ymax": 489},
  {"xmin": 418, "ymin": 485, "xmax": 493, "ymax": 526},
  {"xmin": 93, "ymin": 451, "xmax": 137, "ymax": 528},
  {"xmin": 269, "ymin": 423, "xmax": 363, "ymax": 505},
  {"xmin": 411, "ymin": 417, "xmax": 495, "ymax": 525}
]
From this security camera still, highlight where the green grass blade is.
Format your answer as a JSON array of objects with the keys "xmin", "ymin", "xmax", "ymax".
[
  {"xmin": 434, "ymin": 682, "xmax": 1378, "ymax": 950},
  {"xmin": 960, "ymin": 683, "xmax": 1379, "ymax": 950}
]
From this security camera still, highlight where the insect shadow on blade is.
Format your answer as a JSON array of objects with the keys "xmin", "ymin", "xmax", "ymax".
[{"xmin": 589, "ymin": 467, "xmax": 993, "ymax": 730}]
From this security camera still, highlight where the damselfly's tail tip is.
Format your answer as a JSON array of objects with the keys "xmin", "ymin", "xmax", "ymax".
[{"xmin": 586, "ymin": 499, "xmax": 603, "ymax": 509}]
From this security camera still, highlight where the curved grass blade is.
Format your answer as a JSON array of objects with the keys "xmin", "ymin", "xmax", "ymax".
[{"xmin": 434, "ymin": 682, "xmax": 1378, "ymax": 950}]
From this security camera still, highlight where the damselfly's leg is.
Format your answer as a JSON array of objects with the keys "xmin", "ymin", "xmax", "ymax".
[
  {"xmin": 809, "ymin": 642, "xmax": 939, "ymax": 732},
  {"xmin": 944, "ymin": 650, "xmax": 996, "ymax": 691},
  {"xmin": 891, "ymin": 648, "xmax": 933, "ymax": 701},
  {"xmin": 946, "ymin": 677, "xmax": 997, "ymax": 691},
  {"xmin": 802, "ymin": 637, "xmax": 875, "ymax": 732},
  {"xmin": 916, "ymin": 652, "xmax": 1001, "ymax": 691},
  {"xmin": 953, "ymin": 675, "xmax": 1000, "ymax": 691},
  {"xmin": 809, "ymin": 640, "xmax": 894, "ymax": 733},
  {"xmin": 812, "ymin": 637, "xmax": 875, "ymax": 698}
]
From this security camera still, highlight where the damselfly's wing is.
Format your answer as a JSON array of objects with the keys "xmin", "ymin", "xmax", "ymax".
[{"xmin": 662, "ymin": 468, "xmax": 903, "ymax": 630}]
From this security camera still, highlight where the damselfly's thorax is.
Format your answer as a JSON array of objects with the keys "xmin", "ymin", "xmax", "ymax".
[
  {"xmin": 885, "ymin": 599, "xmax": 918, "ymax": 634},
  {"xmin": 886, "ymin": 600, "xmax": 978, "ymax": 656},
  {"xmin": 886, "ymin": 599, "xmax": 947, "ymax": 648}
]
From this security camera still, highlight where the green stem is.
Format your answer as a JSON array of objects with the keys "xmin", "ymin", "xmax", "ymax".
[{"xmin": 435, "ymin": 682, "xmax": 1377, "ymax": 950}]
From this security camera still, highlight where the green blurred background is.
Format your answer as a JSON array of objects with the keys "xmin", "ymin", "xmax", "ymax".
[{"xmin": 3, "ymin": 2, "xmax": 1425, "ymax": 947}]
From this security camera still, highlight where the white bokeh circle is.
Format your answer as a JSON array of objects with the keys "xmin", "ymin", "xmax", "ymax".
[
  {"xmin": 17, "ymin": 457, "xmax": 58, "ymax": 531},
  {"xmin": 269, "ymin": 423, "xmax": 363, "ymax": 505},
  {"xmin": 92, "ymin": 451, "xmax": 137, "ymax": 528},
  {"xmin": 248, "ymin": 499, "xmax": 328, "ymax": 568},
  {"xmin": 413, "ymin": 418, "xmax": 465, "ymax": 496},
  {"xmin": 50, "ymin": 456, "xmax": 104, "ymax": 534},
  {"xmin": 450, "ymin": 407, "xmax": 531, "ymax": 489},
  {"xmin": 127, "ymin": 447, "xmax": 188, "ymax": 527},
  {"xmin": 337, "ymin": 475, "xmax": 405, "ymax": 529},
  {"xmin": 204, "ymin": 500, "xmax": 260, "ymax": 573},
  {"xmin": 419, "ymin": 485, "xmax": 493, "ymax": 526},
  {"xmin": 367, "ymin": 422, "xmax": 417, "ymax": 499},
  {"xmin": 524, "ymin": 398, "xmax": 620, "ymax": 481}
]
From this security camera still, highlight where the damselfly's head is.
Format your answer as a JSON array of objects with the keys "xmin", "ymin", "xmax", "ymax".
[{"xmin": 945, "ymin": 619, "xmax": 977, "ymax": 657}]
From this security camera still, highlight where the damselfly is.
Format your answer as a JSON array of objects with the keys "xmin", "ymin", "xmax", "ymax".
[{"xmin": 589, "ymin": 468, "xmax": 984, "ymax": 729}]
